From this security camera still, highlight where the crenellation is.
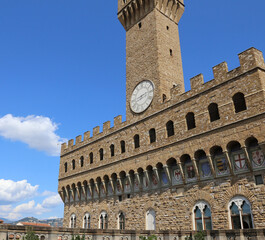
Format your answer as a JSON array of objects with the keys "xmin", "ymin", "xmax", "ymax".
[
  {"xmin": 84, "ymin": 131, "xmax": 91, "ymax": 141},
  {"xmin": 103, "ymin": 121, "xmax": 111, "ymax": 133},
  {"xmin": 212, "ymin": 62, "xmax": 228, "ymax": 82},
  {"xmin": 68, "ymin": 139, "xmax": 74, "ymax": 147},
  {"xmin": 114, "ymin": 115, "xmax": 123, "ymax": 128},
  {"xmin": 190, "ymin": 74, "xmax": 204, "ymax": 91},
  {"xmin": 93, "ymin": 126, "xmax": 100, "ymax": 136},
  {"xmin": 238, "ymin": 47, "xmax": 265, "ymax": 73},
  {"xmin": 75, "ymin": 135, "xmax": 82, "ymax": 144}
]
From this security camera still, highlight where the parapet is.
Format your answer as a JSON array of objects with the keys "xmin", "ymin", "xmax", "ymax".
[
  {"xmin": 170, "ymin": 47, "xmax": 265, "ymax": 102},
  {"xmin": 61, "ymin": 115, "xmax": 125, "ymax": 155}
]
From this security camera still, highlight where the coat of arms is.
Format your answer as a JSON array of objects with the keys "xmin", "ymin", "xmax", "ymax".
[{"xmin": 252, "ymin": 150, "xmax": 265, "ymax": 168}]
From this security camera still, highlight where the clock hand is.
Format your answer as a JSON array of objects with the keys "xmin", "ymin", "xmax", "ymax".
[{"xmin": 136, "ymin": 92, "xmax": 148, "ymax": 101}]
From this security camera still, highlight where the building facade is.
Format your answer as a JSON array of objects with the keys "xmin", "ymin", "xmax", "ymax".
[{"xmin": 58, "ymin": 0, "xmax": 265, "ymax": 232}]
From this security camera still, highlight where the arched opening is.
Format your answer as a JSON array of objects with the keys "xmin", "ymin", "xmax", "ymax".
[
  {"xmin": 227, "ymin": 141, "xmax": 247, "ymax": 172},
  {"xmin": 72, "ymin": 160, "xmax": 75, "ymax": 170},
  {"xmin": 99, "ymin": 211, "xmax": 108, "ymax": 229},
  {"xmin": 186, "ymin": 112, "xmax": 196, "ymax": 130},
  {"xmin": 166, "ymin": 121, "xmax": 174, "ymax": 137},
  {"xmin": 99, "ymin": 148, "xmax": 104, "ymax": 161},
  {"xmin": 229, "ymin": 197, "xmax": 253, "ymax": 229},
  {"xmin": 149, "ymin": 128, "xmax": 156, "ymax": 143},
  {"xmin": 210, "ymin": 146, "xmax": 229, "ymax": 175},
  {"xmin": 118, "ymin": 212, "xmax": 125, "ymax": 230},
  {"xmin": 110, "ymin": 144, "xmax": 115, "ymax": 157},
  {"xmin": 180, "ymin": 154, "xmax": 196, "ymax": 181},
  {"xmin": 146, "ymin": 209, "xmax": 156, "ymax": 230},
  {"xmin": 233, "ymin": 92, "xmax": 247, "ymax": 113},
  {"xmin": 195, "ymin": 150, "xmax": 212, "ymax": 178},
  {"xmin": 64, "ymin": 162, "xmax": 68, "ymax": 173},
  {"xmin": 193, "ymin": 201, "xmax": 212, "ymax": 230},
  {"xmin": 208, "ymin": 103, "xmax": 220, "ymax": 122},
  {"xmin": 83, "ymin": 213, "xmax": 90, "ymax": 229},
  {"xmin": 120, "ymin": 140, "xmax": 126, "ymax": 153},
  {"xmin": 70, "ymin": 214, "xmax": 76, "ymax": 228},
  {"xmin": 134, "ymin": 134, "xmax": 140, "ymax": 148},
  {"xmin": 80, "ymin": 156, "xmax": 84, "ymax": 167},
  {"xmin": 246, "ymin": 137, "xmax": 265, "ymax": 169},
  {"xmin": 89, "ymin": 152, "xmax": 93, "ymax": 164}
]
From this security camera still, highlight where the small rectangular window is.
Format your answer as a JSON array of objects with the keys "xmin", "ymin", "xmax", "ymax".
[
  {"xmin": 127, "ymin": 194, "xmax": 131, "ymax": 199},
  {"xmin": 255, "ymin": 175, "xmax": 263, "ymax": 185},
  {"xmin": 118, "ymin": 195, "xmax": 122, "ymax": 202}
]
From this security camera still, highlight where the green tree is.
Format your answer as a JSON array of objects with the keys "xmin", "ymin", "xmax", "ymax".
[
  {"xmin": 25, "ymin": 228, "xmax": 39, "ymax": 240},
  {"xmin": 139, "ymin": 235, "xmax": 157, "ymax": 240}
]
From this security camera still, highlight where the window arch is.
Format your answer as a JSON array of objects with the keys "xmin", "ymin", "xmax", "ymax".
[
  {"xmin": 233, "ymin": 92, "xmax": 247, "ymax": 113},
  {"xmin": 228, "ymin": 196, "xmax": 253, "ymax": 229},
  {"xmin": 149, "ymin": 128, "xmax": 156, "ymax": 143},
  {"xmin": 134, "ymin": 134, "xmax": 140, "ymax": 148},
  {"xmin": 120, "ymin": 141, "xmax": 126, "ymax": 153},
  {"xmin": 99, "ymin": 148, "xmax": 104, "ymax": 161},
  {"xmin": 70, "ymin": 214, "xmax": 76, "ymax": 228},
  {"xmin": 208, "ymin": 103, "xmax": 220, "ymax": 122},
  {"xmin": 118, "ymin": 212, "xmax": 125, "ymax": 230},
  {"xmin": 64, "ymin": 162, "xmax": 68, "ymax": 173},
  {"xmin": 89, "ymin": 152, "xmax": 93, "ymax": 164},
  {"xmin": 193, "ymin": 201, "xmax": 212, "ymax": 230},
  {"xmin": 146, "ymin": 209, "xmax": 156, "ymax": 230},
  {"xmin": 83, "ymin": 213, "xmax": 90, "ymax": 229},
  {"xmin": 72, "ymin": 160, "xmax": 75, "ymax": 170},
  {"xmin": 110, "ymin": 144, "xmax": 115, "ymax": 157},
  {"xmin": 186, "ymin": 112, "xmax": 196, "ymax": 130},
  {"xmin": 166, "ymin": 121, "xmax": 174, "ymax": 137},
  {"xmin": 80, "ymin": 156, "xmax": 84, "ymax": 167},
  {"xmin": 99, "ymin": 211, "xmax": 108, "ymax": 229}
]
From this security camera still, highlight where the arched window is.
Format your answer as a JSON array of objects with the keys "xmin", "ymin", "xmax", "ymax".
[
  {"xmin": 110, "ymin": 144, "xmax": 115, "ymax": 157},
  {"xmin": 146, "ymin": 209, "xmax": 156, "ymax": 230},
  {"xmin": 180, "ymin": 154, "xmax": 196, "ymax": 181},
  {"xmin": 99, "ymin": 211, "xmax": 108, "ymax": 229},
  {"xmin": 166, "ymin": 121, "xmax": 174, "ymax": 137},
  {"xmin": 72, "ymin": 160, "xmax": 75, "ymax": 170},
  {"xmin": 89, "ymin": 152, "xmax": 93, "ymax": 164},
  {"xmin": 120, "ymin": 141, "xmax": 126, "ymax": 153},
  {"xmin": 134, "ymin": 134, "xmax": 140, "ymax": 148},
  {"xmin": 70, "ymin": 214, "xmax": 76, "ymax": 228},
  {"xmin": 186, "ymin": 112, "xmax": 196, "ymax": 130},
  {"xmin": 233, "ymin": 92, "xmax": 247, "ymax": 113},
  {"xmin": 118, "ymin": 212, "xmax": 125, "ymax": 230},
  {"xmin": 99, "ymin": 148, "xmax": 104, "ymax": 161},
  {"xmin": 208, "ymin": 103, "xmax": 220, "ymax": 122},
  {"xmin": 83, "ymin": 213, "xmax": 90, "ymax": 229},
  {"xmin": 149, "ymin": 128, "xmax": 156, "ymax": 143},
  {"xmin": 229, "ymin": 196, "xmax": 253, "ymax": 229},
  {"xmin": 193, "ymin": 201, "xmax": 212, "ymax": 230},
  {"xmin": 64, "ymin": 162, "xmax": 68, "ymax": 173},
  {"xmin": 80, "ymin": 156, "xmax": 84, "ymax": 167}
]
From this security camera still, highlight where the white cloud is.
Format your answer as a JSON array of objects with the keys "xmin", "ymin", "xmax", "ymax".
[
  {"xmin": 0, "ymin": 114, "xmax": 67, "ymax": 156},
  {"xmin": 0, "ymin": 179, "xmax": 38, "ymax": 204},
  {"xmin": 0, "ymin": 193, "xmax": 63, "ymax": 220},
  {"xmin": 42, "ymin": 194, "xmax": 62, "ymax": 208}
]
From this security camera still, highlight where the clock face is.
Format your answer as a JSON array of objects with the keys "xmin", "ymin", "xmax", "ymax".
[{"xmin": 130, "ymin": 80, "xmax": 154, "ymax": 113}]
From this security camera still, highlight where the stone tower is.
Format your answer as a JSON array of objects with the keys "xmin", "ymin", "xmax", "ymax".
[{"xmin": 118, "ymin": 0, "xmax": 185, "ymax": 121}]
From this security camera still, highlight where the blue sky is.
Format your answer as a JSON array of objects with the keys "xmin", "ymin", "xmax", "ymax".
[{"xmin": 0, "ymin": 0, "xmax": 264, "ymax": 220}]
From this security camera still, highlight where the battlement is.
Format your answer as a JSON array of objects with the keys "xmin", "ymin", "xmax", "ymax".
[
  {"xmin": 61, "ymin": 48, "xmax": 265, "ymax": 156},
  {"xmin": 170, "ymin": 47, "xmax": 265, "ymax": 100},
  {"xmin": 61, "ymin": 115, "xmax": 125, "ymax": 154}
]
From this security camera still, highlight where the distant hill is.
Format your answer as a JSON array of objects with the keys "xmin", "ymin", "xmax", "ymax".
[
  {"xmin": 1, "ymin": 217, "xmax": 63, "ymax": 227},
  {"xmin": 0, "ymin": 217, "xmax": 12, "ymax": 223}
]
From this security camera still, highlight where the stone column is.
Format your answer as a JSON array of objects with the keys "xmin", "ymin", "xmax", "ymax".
[
  {"xmin": 192, "ymin": 158, "xmax": 200, "ymax": 180},
  {"xmin": 207, "ymin": 155, "xmax": 216, "ymax": 177},
  {"xmin": 153, "ymin": 167, "xmax": 160, "ymax": 187},
  {"xmin": 144, "ymin": 171, "xmax": 150, "ymax": 189},
  {"xmin": 81, "ymin": 185, "xmax": 87, "ymax": 201},
  {"xmin": 176, "ymin": 159, "xmax": 186, "ymax": 184},
  {"xmin": 224, "ymin": 150, "xmax": 234, "ymax": 175},
  {"xmin": 242, "ymin": 146, "xmax": 253, "ymax": 171},
  {"xmin": 163, "ymin": 164, "xmax": 172, "ymax": 185}
]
